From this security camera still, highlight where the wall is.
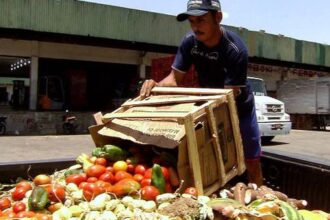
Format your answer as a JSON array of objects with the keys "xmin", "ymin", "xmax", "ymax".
[{"xmin": 3, "ymin": 111, "xmax": 95, "ymax": 135}]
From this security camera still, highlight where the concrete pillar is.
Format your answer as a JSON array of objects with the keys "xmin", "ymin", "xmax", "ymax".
[
  {"xmin": 29, "ymin": 56, "xmax": 39, "ymax": 110},
  {"xmin": 139, "ymin": 64, "xmax": 146, "ymax": 79},
  {"xmin": 138, "ymin": 51, "xmax": 147, "ymax": 79}
]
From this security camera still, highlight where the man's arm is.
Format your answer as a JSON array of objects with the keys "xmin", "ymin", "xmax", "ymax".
[{"xmin": 140, "ymin": 69, "xmax": 185, "ymax": 97}]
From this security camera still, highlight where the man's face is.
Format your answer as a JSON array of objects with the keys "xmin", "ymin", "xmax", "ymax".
[{"xmin": 188, "ymin": 12, "xmax": 221, "ymax": 44}]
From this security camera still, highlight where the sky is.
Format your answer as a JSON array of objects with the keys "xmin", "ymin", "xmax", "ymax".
[{"xmin": 80, "ymin": 0, "xmax": 329, "ymax": 45}]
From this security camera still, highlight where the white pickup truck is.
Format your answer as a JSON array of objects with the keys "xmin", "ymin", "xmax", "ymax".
[{"xmin": 248, "ymin": 77, "xmax": 292, "ymax": 143}]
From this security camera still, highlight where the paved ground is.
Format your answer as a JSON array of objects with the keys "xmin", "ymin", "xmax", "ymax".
[
  {"xmin": 262, "ymin": 129, "xmax": 330, "ymax": 166},
  {"xmin": 0, "ymin": 135, "xmax": 95, "ymax": 164},
  {"xmin": 0, "ymin": 129, "xmax": 329, "ymax": 166}
]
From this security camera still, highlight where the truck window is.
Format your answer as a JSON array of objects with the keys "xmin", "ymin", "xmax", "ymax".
[{"xmin": 248, "ymin": 78, "xmax": 267, "ymax": 96}]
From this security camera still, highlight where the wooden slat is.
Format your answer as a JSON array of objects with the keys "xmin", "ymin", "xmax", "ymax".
[
  {"xmin": 121, "ymin": 95, "xmax": 225, "ymax": 107},
  {"xmin": 183, "ymin": 115, "xmax": 204, "ymax": 195},
  {"xmin": 151, "ymin": 87, "xmax": 232, "ymax": 95},
  {"xmin": 203, "ymin": 182, "xmax": 222, "ymax": 196},
  {"xmin": 225, "ymin": 92, "xmax": 246, "ymax": 174},
  {"xmin": 205, "ymin": 102, "xmax": 226, "ymax": 186},
  {"xmin": 103, "ymin": 111, "xmax": 188, "ymax": 120}
]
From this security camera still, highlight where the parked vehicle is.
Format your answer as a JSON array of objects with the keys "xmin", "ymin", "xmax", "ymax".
[
  {"xmin": 248, "ymin": 77, "xmax": 292, "ymax": 143},
  {"xmin": 62, "ymin": 110, "xmax": 77, "ymax": 134},
  {"xmin": 277, "ymin": 77, "xmax": 330, "ymax": 130},
  {"xmin": 0, "ymin": 116, "xmax": 6, "ymax": 135}
]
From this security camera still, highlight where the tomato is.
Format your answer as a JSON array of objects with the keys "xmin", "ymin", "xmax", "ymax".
[
  {"xmin": 87, "ymin": 177, "xmax": 98, "ymax": 183},
  {"xmin": 141, "ymin": 186, "xmax": 160, "ymax": 201},
  {"xmin": 16, "ymin": 181, "xmax": 32, "ymax": 191},
  {"xmin": 144, "ymin": 168, "xmax": 152, "ymax": 179},
  {"xmin": 99, "ymin": 172, "xmax": 115, "ymax": 184},
  {"xmin": 140, "ymin": 178, "xmax": 152, "ymax": 187},
  {"xmin": 114, "ymin": 171, "xmax": 133, "ymax": 183},
  {"xmin": 2, "ymin": 210, "xmax": 17, "ymax": 218},
  {"xmin": 95, "ymin": 180, "xmax": 112, "ymax": 193},
  {"xmin": 11, "ymin": 187, "xmax": 28, "ymax": 201},
  {"xmin": 12, "ymin": 202, "xmax": 26, "ymax": 213},
  {"xmin": 65, "ymin": 173, "xmax": 87, "ymax": 186},
  {"xmin": 165, "ymin": 183, "xmax": 173, "ymax": 193},
  {"xmin": 106, "ymin": 166, "xmax": 114, "ymax": 173},
  {"xmin": 133, "ymin": 174, "xmax": 144, "ymax": 182},
  {"xmin": 134, "ymin": 165, "xmax": 147, "ymax": 176},
  {"xmin": 95, "ymin": 158, "xmax": 107, "ymax": 166},
  {"xmin": 161, "ymin": 167, "xmax": 170, "ymax": 181},
  {"xmin": 0, "ymin": 197, "xmax": 11, "ymax": 211},
  {"xmin": 78, "ymin": 181, "xmax": 88, "ymax": 190},
  {"xmin": 16, "ymin": 211, "xmax": 36, "ymax": 218},
  {"xmin": 184, "ymin": 187, "xmax": 198, "ymax": 197},
  {"xmin": 113, "ymin": 161, "xmax": 128, "ymax": 173},
  {"xmin": 127, "ymin": 164, "xmax": 135, "ymax": 174},
  {"xmin": 45, "ymin": 185, "xmax": 66, "ymax": 202},
  {"xmin": 35, "ymin": 213, "xmax": 52, "ymax": 220},
  {"xmin": 47, "ymin": 203, "xmax": 63, "ymax": 213},
  {"xmin": 33, "ymin": 174, "xmax": 51, "ymax": 186},
  {"xmin": 86, "ymin": 165, "xmax": 106, "ymax": 178},
  {"xmin": 83, "ymin": 183, "xmax": 103, "ymax": 201}
]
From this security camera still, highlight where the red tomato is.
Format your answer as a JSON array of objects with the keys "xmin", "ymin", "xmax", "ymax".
[
  {"xmin": 86, "ymin": 165, "xmax": 106, "ymax": 178},
  {"xmin": 2, "ymin": 210, "xmax": 17, "ymax": 218},
  {"xmin": 165, "ymin": 183, "xmax": 173, "ymax": 193},
  {"xmin": 95, "ymin": 158, "xmax": 107, "ymax": 166},
  {"xmin": 161, "ymin": 167, "xmax": 170, "ymax": 181},
  {"xmin": 141, "ymin": 186, "xmax": 160, "ymax": 200},
  {"xmin": 16, "ymin": 181, "xmax": 32, "ymax": 191},
  {"xmin": 143, "ymin": 168, "xmax": 152, "ymax": 179},
  {"xmin": 83, "ymin": 183, "xmax": 103, "ymax": 201},
  {"xmin": 114, "ymin": 171, "xmax": 133, "ymax": 183},
  {"xmin": 46, "ymin": 185, "xmax": 66, "ymax": 202},
  {"xmin": 135, "ymin": 165, "xmax": 147, "ymax": 175},
  {"xmin": 11, "ymin": 187, "xmax": 28, "ymax": 201},
  {"xmin": 16, "ymin": 211, "xmax": 36, "ymax": 218},
  {"xmin": 127, "ymin": 164, "xmax": 135, "ymax": 174},
  {"xmin": 33, "ymin": 174, "xmax": 51, "ymax": 186},
  {"xmin": 140, "ymin": 178, "xmax": 152, "ymax": 187},
  {"xmin": 133, "ymin": 174, "xmax": 144, "ymax": 182},
  {"xmin": 184, "ymin": 187, "xmax": 198, "ymax": 197},
  {"xmin": 78, "ymin": 182, "xmax": 88, "ymax": 190},
  {"xmin": 35, "ymin": 213, "xmax": 52, "ymax": 220},
  {"xmin": 99, "ymin": 172, "xmax": 115, "ymax": 184},
  {"xmin": 47, "ymin": 203, "xmax": 62, "ymax": 213},
  {"xmin": 105, "ymin": 166, "xmax": 114, "ymax": 173},
  {"xmin": 0, "ymin": 197, "xmax": 11, "ymax": 211},
  {"xmin": 87, "ymin": 177, "xmax": 98, "ymax": 183},
  {"xmin": 12, "ymin": 202, "xmax": 26, "ymax": 213},
  {"xmin": 65, "ymin": 173, "xmax": 87, "ymax": 186}
]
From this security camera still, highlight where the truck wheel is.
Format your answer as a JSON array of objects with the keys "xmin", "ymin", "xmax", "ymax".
[{"xmin": 261, "ymin": 136, "xmax": 274, "ymax": 144}]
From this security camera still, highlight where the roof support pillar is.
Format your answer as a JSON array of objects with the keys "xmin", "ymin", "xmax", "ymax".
[{"xmin": 29, "ymin": 56, "xmax": 39, "ymax": 110}]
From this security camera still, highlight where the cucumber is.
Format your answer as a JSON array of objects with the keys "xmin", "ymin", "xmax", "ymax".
[{"xmin": 102, "ymin": 144, "xmax": 128, "ymax": 162}]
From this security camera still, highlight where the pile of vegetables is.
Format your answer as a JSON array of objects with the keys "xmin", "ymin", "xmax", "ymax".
[{"xmin": 0, "ymin": 143, "xmax": 329, "ymax": 220}]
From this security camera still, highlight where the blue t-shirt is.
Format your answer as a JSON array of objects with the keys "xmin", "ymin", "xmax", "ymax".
[{"xmin": 172, "ymin": 27, "xmax": 254, "ymax": 117}]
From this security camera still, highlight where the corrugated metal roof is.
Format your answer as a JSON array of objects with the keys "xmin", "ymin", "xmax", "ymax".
[{"xmin": 0, "ymin": 0, "xmax": 329, "ymax": 68}]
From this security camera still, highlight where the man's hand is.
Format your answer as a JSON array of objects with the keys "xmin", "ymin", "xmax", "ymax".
[{"xmin": 140, "ymin": 79, "xmax": 159, "ymax": 98}]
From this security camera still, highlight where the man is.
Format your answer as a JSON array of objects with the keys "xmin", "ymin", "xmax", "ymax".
[{"xmin": 140, "ymin": 0, "xmax": 263, "ymax": 185}]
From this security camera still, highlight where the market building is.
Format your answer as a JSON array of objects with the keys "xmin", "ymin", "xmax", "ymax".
[{"xmin": 0, "ymin": 0, "xmax": 329, "ymax": 134}]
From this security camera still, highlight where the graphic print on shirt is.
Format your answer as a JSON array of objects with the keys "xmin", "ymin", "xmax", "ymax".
[{"xmin": 190, "ymin": 46, "xmax": 220, "ymax": 61}]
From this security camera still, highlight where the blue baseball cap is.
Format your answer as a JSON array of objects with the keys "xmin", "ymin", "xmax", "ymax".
[{"xmin": 177, "ymin": 0, "xmax": 221, "ymax": 22}]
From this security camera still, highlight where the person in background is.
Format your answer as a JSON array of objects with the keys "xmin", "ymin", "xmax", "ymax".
[{"xmin": 140, "ymin": 0, "xmax": 263, "ymax": 185}]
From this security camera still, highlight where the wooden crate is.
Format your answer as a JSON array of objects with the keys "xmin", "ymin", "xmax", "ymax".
[{"xmin": 90, "ymin": 87, "xmax": 245, "ymax": 195}]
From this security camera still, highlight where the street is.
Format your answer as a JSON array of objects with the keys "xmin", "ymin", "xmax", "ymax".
[{"xmin": 0, "ymin": 129, "xmax": 329, "ymax": 166}]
